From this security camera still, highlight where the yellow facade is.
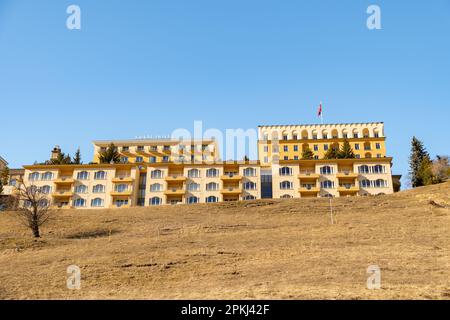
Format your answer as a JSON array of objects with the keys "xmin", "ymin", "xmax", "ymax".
[{"xmin": 19, "ymin": 122, "xmax": 395, "ymax": 209}]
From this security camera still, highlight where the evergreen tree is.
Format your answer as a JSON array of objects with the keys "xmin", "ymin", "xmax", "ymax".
[
  {"xmin": 409, "ymin": 136, "xmax": 431, "ymax": 187},
  {"xmin": 338, "ymin": 139, "xmax": 355, "ymax": 159},
  {"xmin": 323, "ymin": 147, "xmax": 340, "ymax": 159},
  {"xmin": 99, "ymin": 143, "xmax": 120, "ymax": 164},
  {"xmin": 301, "ymin": 145, "xmax": 314, "ymax": 160},
  {"xmin": 0, "ymin": 166, "xmax": 9, "ymax": 195},
  {"xmin": 73, "ymin": 148, "xmax": 82, "ymax": 164},
  {"xmin": 50, "ymin": 152, "xmax": 72, "ymax": 165}
]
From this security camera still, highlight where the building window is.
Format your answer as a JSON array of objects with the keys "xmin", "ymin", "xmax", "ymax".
[
  {"xmin": 41, "ymin": 185, "xmax": 52, "ymax": 194},
  {"xmin": 343, "ymin": 133, "xmax": 348, "ymax": 139},
  {"xmin": 355, "ymin": 144, "xmax": 360, "ymax": 150},
  {"xmin": 188, "ymin": 169, "xmax": 200, "ymax": 178},
  {"xmin": 376, "ymin": 143, "xmax": 381, "ymax": 150},
  {"xmin": 353, "ymin": 133, "xmax": 359, "ymax": 138},
  {"xmin": 284, "ymin": 156, "xmax": 289, "ymax": 160},
  {"xmin": 243, "ymin": 195, "xmax": 256, "ymax": 200},
  {"xmin": 206, "ymin": 196, "xmax": 218, "ymax": 203},
  {"xmin": 162, "ymin": 156, "xmax": 169, "ymax": 162},
  {"xmin": 149, "ymin": 156, "xmax": 156, "ymax": 163},
  {"xmin": 93, "ymin": 184, "xmax": 105, "ymax": 193},
  {"xmin": 294, "ymin": 156, "xmax": 299, "ymax": 160},
  {"xmin": 206, "ymin": 182, "xmax": 219, "ymax": 191},
  {"xmin": 313, "ymin": 134, "xmax": 318, "ymax": 140},
  {"xmin": 324, "ymin": 144, "xmax": 329, "ymax": 151},
  {"xmin": 94, "ymin": 171, "xmax": 107, "ymax": 180},
  {"xmin": 150, "ymin": 146, "xmax": 158, "ymax": 151},
  {"xmin": 279, "ymin": 167, "xmax": 293, "ymax": 176},
  {"xmin": 150, "ymin": 197, "xmax": 162, "ymax": 205},
  {"xmin": 263, "ymin": 146, "xmax": 269, "ymax": 152},
  {"xmin": 314, "ymin": 155, "xmax": 319, "ymax": 160},
  {"xmin": 115, "ymin": 184, "xmax": 128, "ymax": 193},
  {"xmin": 323, "ymin": 134, "xmax": 328, "ymax": 139},
  {"xmin": 320, "ymin": 166, "xmax": 333, "ymax": 175},
  {"xmin": 374, "ymin": 133, "xmax": 380, "ymax": 138},
  {"xmin": 41, "ymin": 172, "xmax": 53, "ymax": 181},
  {"xmin": 137, "ymin": 146, "xmax": 144, "ymax": 151},
  {"xmin": 206, "ymin": 168, "xmax": 219, "ymax": 177},
  {"xmin": 264, "ymin": 156, "xmax": 269, "ymax": 163},
  {"xmin": 283, "ymin": 145, "xmax": 289, "ymax": 152},
  {"xmin": 75, "ymin": 185, "xmax": 87, "ymax": 193},
  {"xmin": 115, "ymin": 199, "xmax": 129, "ymax": 207},
  {"xmin": 283, "ymin": 135, "xmax": 288, "ymax": 141},
  {"xmin": 293, "ymin": 145, "xmax": 298, "ymax": 152},
  {"xmin": 243, "ymin": 181, "xmax": 256, "ymax": 190},
  {"xmin": 91, "ymin": 198, "xmax": 104, "ymax": 207},
  {"xmin": 359, "ymin": 165, "xmax": 370, "ymax": 174},
  {"xmin": 280, "ymin": 181, "xmax": 293, "ymax": 190},
  {"xmin": 150, "ymin": 183, "xmax": 162, "ymax": 192},
  {"xmin": 375, "ymin": 179, "xmax": 386, "ymax": 188},
  {"xmin": 163, "ymin": 145, "xmax": 170, "ymax": 151},
  {"xmin": 320, "ymin": 180, "xmax": 334, "ymax": 189},
  {"xmin": 360, "ymin": 179, "xmax": 371, "ymax": 188},
  {"xmin": 187, "ymin": 196, "xmax": 199, "ymax": 204},
  {"xmin": 121, "ymin": 156, "xmax": 129, "ymax": 163},
  {"xmin": 373, "ymin": 165, "xmax": 384, "ymax": 174},
  {"xmin": 136, "ymin": 156, "xmax": 143, "ymax": 163},
  {"xmin": 243, "ymin": 168, "xmax": 256, "ymax": 177},
  {"xmin": 77, "ymin": 171, "xmax": 89, "ymax": 180},
  {"xmin": 9, "ymin": 179, "xmax": 17, "ymax": 186},
  {"xmin": 313, "ymin": 145, "xmax": 318, "ymax": 151},
  {"xmin": 29, "ymin": 172, "xmax": 40, "ymax": 181},
  {"xmin": 187, "ymin": 183, "xmax": 200, "ymax": 191},
  {"xmin": 281, "ymin": 194, "xmax": 293, "ymax": 199},
  {"xmin": 151, "ymin": 170, "xmax": 163, "ymax": 179},
  {"xmin": 355, "ymin": 154, "xmax": 360, "ymax": 159},
  {"xmin": 73, "ymin": 198, "xmax": 86, "ymax": 207}
]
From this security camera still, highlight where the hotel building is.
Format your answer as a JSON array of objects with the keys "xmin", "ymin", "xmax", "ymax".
[{"xmin": 20, "ymin": 122, "xmax": 394, "ymax": 209}]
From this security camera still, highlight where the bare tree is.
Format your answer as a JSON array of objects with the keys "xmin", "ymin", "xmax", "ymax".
[{"xmin": 14, "ymin": 182, "xmax": 53, "ymax": 238}]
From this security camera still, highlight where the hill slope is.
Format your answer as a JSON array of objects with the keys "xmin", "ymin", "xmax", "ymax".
[{"xmin": 0, "ymin": 182, "xmax": 449, "ymax": 299}]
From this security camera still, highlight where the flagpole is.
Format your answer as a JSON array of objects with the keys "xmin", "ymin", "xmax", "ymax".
[{"xmin": 320, "ymin": 101, "xmax": 323, "ymax": 124}]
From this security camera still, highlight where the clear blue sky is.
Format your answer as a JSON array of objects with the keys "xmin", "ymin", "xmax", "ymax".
[{"xmin": 1, "ymin": 0, "xmax": 449, "ymax": 187}]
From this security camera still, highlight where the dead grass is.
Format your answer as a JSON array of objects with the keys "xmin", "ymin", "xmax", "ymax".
[{"xmin": 0, "ymin": 182, "xmax": 449, "ymax": 300}]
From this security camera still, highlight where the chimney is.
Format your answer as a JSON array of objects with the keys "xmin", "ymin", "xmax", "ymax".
[{"xmin": 51, "ymin": 145, "xmax": 61, "ymax": 160}]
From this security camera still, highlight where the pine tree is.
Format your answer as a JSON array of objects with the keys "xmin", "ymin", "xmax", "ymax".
[
  {"xmin": 338, "ymin": 139, "xmax": 355, "ymax": 159},
  {"xmin": 302, "ymin": 145, "xmax": 314, "ymax": 160},
  {"xmin": 99, "ymin": 143, "xmax": 120, "ymax": 164},
  {"xmin": 73, "ymin": 148, "xmax": 82, "ymax": 164},
  {"xmin": 323, "ymin": 147, "xmax": 340, "ymax": 159},
  {"xmin": 409, "ymin": 136, "xmax": 431, "ymax": 187}
]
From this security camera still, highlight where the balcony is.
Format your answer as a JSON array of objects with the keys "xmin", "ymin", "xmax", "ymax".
[
  {"xmin": 220, "ymin": 173, "xmax": 242, "ymax": 181},
  {"xmin": 112, "ymin": 176, "xmax": 133, "ymax": 183},
  {"xmin": 164, "ymin": 188, "xmax": 186, "ymax": 196},
  {"xmin": 336, "ymin": 171, "xmax": 359, "ymax": 179},
  {"xmin": 110, "ymin": 189, "xmax": 133, "ymax": 196},
  {"xmin": 298, "ymin": 186, "xmax": 320, "ymax": 193},
  {"xmin": 338, "ymin": 185, "xmax": 360, "ymax": 193},
  {"xmin": 165, "ymin": 175, "xmax": 187, "ymax": 182},
  {"xmin": 52, "ymin": 191, "xmax": 74, "ymax": 197},
  {"xmin": 297, "ymin": 172, "xmax": 320, "ymax": 179},
  {"xmin": 221, "ymin": 187, "xmax": 242, "ymax": 195},
  {"xmin": 54, "ymin": 177, "xmax": 74, "ymax": 185}
]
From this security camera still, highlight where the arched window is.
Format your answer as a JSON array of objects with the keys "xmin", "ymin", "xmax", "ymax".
[
  {"xmin": 206, "ymin": 168, "xmax": 219, "ymax": 177},
  {"xmin": 41, "ymin": 172, "xmax": 53, "ymax": 181},
  {"xmin": 91, "ymin": 198, "xmax": 104, "ymax": 207},
  {"xmin": 360, "ymin": 179, "xmax": 371, "ymax": 188},
  {"xmin": 151, "ymin": 170, "xmax": 163, "ymax": 179},
  {"xmin": 243, "ymin": 195, "xmax": 256, "ymax": 200},
  {"xmin": 187, "ymin": 182, "xmax": 200, "ymax": 191},
  {"xmin": 280, "ymin": 181, "xmax": 293, "ymax": 190},
  {"xmin": 187, "ymin": 169, "xmax": 200, "ymax": 178},
  {"xmin": 375, "ymin": 179, "xmax": 386, "ymax": 188},
  {"xmin": 331, "ymin": 129, "xmax": 339, "ymax": 139},
  {"xmin": 362, "ymin": 128, "xmax": 370, "ymax": 138},
  {"xmin": 352, "ymin": 128, "xmax": 359, "ymax": 138},
  {"xmin": 150, "ymin": 197, "xmax": 162, "ymax": 205},
  {"xmin": 77, "ymin": 171, "xmax": 89, "ymax": 180},
  {"xmin": 187, "ymin": 196, "xmax": 199, "ymax": 204},
  {"xmin": 115, "ymin": 184, "xmax": 128, "ymax": 193},
  {"xmin": 342, "ymin": 129, "xmax": 349, "ymax": 139},
  {"xmin": 38, "ymin": 198, "xmax": 49, "ymax": 208},
  {"xmin": 243, "ymin": 181, "xmax": 256, "ymax": 190},
  {"xmin": 320, "ymin": 180, "xmax": 334, "ymax": 189},
  {"xmin": 365, "ymin": 152, "xmax": 372, "ymax": 159},
  {"xmin": 94, "ymin": 171, "xmax": 107, "ymax": 180},
  {"xmin": 29, "ymin": 172, "xmax": 40, "ymax": 181},
  {"xmin": 206, "ymin": 196, "xmax": 218, "ymax": 203},
  {"xmin": 322, "ymin": 193, "xmax": 334, "ymax": 198},
  {"xmin": 281, "ymin": 194, "xmax": 293, "ymax": 199},
  {"xmin": 93, "ymin": 184, "xmax": 105, "ymax": 193},
  {"xmin": 243, "ymin": 168, "xmax": 256, "ymax": 177},
  {"xmin": 279, "ymin": 167, "xmax": 293, "ymax": 176},
  {"xmin": 41, "ymin": 185, "xmax": 52, "ymax": 194},
  {"xmin": 359, "ymin": 165, "xmax": 370, "ymax": 174},
  {"xmin": 73, "ymin": 198, "xmax": 86, "ymax": 207},
  {"xmin": 301, "ymin": 130, "xmax": 309, "ymax": 140},
  {"xmin": 373, "ymin": 165, "xmax": 384, "ymax": 174},
  {"xmin": 75, "ymin": 184, "xmax": 87, "ymax": 193},
  {"xmin": 320, "ymin": 166, "xmax": 333, "ymax": 175},
  {"xmin": 150, "ymin": 183, "xmax": 162, "ymax": 192},
  {"xmin": 206, "ymin": 182, "xmax": 218, "ymax": 191}
]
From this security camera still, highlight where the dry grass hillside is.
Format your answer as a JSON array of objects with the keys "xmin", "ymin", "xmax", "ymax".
[{"xmin": 0, "ymin": 182, "xmax": 449, "ymax": 300}]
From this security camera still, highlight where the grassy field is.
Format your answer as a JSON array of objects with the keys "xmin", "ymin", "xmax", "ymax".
[{"xmin": 0, "ymin": 182, "xmax": 449, "ymax": 300}]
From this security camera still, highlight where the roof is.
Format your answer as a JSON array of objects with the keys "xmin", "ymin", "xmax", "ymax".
[
  {"xmin": 258, "ymin": 122, "xmax": 384, "ymax": 128},
  {"xmin": 92, "ymin": 138, "xmax": 216, "ymax": 145},
  {"xmin": 0, "ymin": 156, "xmax": 8, "ymax": 166}
]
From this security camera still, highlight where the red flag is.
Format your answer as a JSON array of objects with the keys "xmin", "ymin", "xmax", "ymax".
[{"xmin": 317, "ymin": 103, "xmax": 322, "ymax": 117}]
